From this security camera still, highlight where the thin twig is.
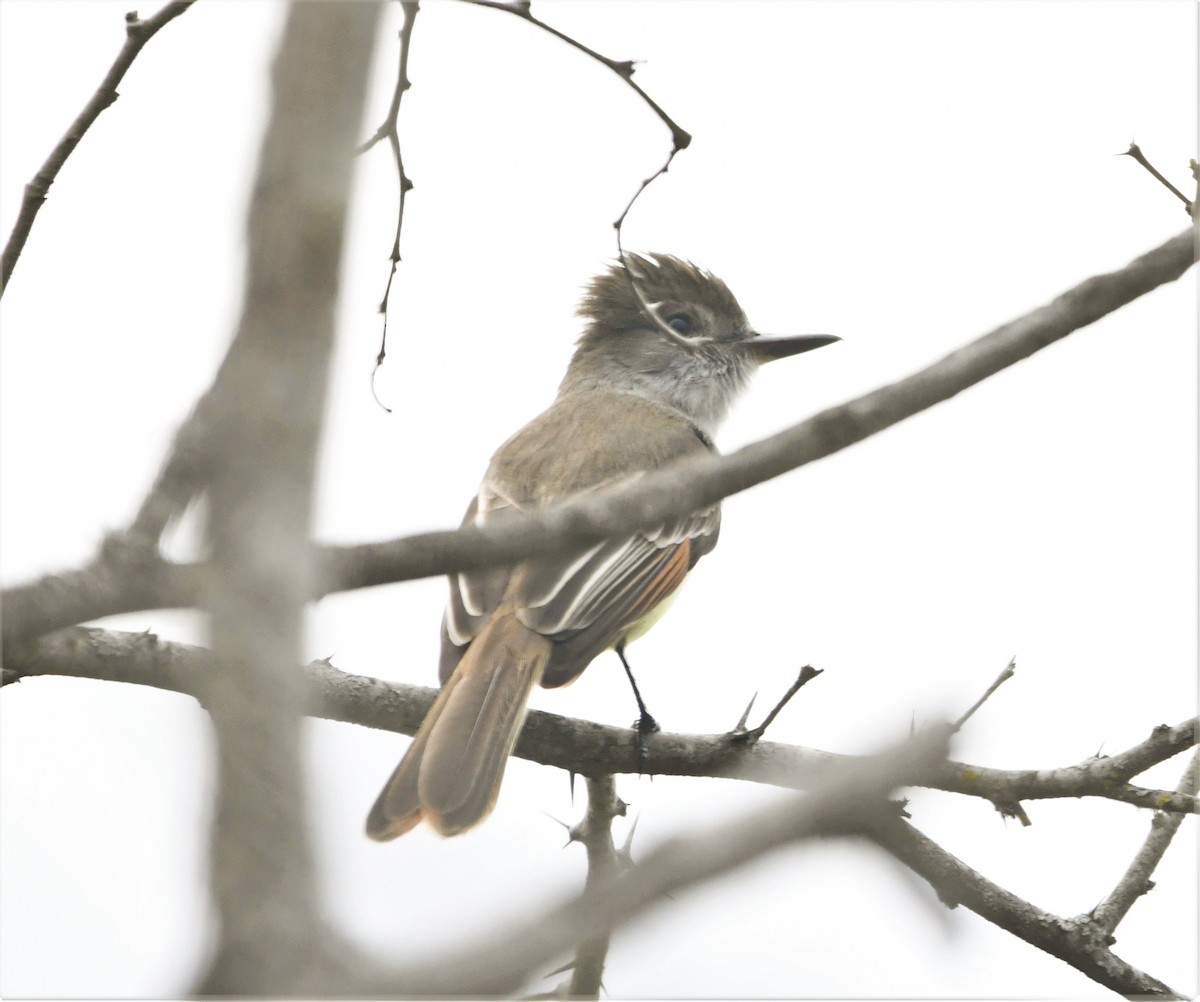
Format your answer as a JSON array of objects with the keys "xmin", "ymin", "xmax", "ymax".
[
  {"xmin": 1122, "ymin": 143, "xmax": 1194, "ymax": 214},
  {"xmin": 359, "ymin": 1, "xmax": 419, "ymax": 412},
  {"xmin": 954, "ymin": 656, "xmax": 1016, "ymax": 731},
  {"xmin": 731, "ymin": 664, "xmax": 823, "ymax": 743},
  {"xmin": 1089, "ymin": 747, "xmax": 1200, "ymax": 935},
  {"xmin": 462, "ymin": 0, "xmax": 690, "ymax": 153},
  {"xmin": 0, "ymin": 1, "xmax": 197, "ymax": 297}
]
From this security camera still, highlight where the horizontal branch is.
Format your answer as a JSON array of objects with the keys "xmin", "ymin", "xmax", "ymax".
[
  {"xmin": 3, "ymin": 225, "xmax": 1194, "ymax": 648},
  {"xmin": 934, "ymin": 720, "xmax": 1199, "ymax": 814},
  {"xmin": 7, "ymin": 628, "xmax": 1196, "ymax": 816},
  {"xmin": 1, "ymin": 539, "xmax": 202, "ymax": 650}
]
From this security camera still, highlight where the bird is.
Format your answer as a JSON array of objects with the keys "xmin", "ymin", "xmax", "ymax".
[{"xmin": 366, "ymin": 253, "xmax": 838, "ymax": 839}]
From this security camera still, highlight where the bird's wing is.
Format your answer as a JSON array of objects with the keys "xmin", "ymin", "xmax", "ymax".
[{"xmin": 441, "ymin": 476, "xmax": 720, "ymax": 687}]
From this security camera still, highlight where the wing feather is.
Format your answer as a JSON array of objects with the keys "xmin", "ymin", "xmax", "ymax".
[{"xmin": 440, "ymin": 390, "xmax": 722, "ymax": 687}]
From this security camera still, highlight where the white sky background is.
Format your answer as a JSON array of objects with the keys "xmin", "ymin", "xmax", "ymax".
[{"xmin": 1, "ymin": 1, "xmax": 1196, "ymax": 997}]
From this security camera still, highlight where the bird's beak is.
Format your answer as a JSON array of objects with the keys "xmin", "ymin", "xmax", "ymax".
[{"xmin": 738, "ymin": 332, "xmax": 842, "ymax": 364}]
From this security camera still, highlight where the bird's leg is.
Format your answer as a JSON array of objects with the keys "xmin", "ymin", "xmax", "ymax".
[{"xmin": 616, "ymin": 641, "xmax": 659, "ymax": 771}]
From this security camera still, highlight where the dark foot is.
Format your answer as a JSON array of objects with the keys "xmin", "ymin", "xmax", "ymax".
[
  {"xmin": 617, "ymin": 642, "xmax": 660, "ymax": 772},
  {"xmin": 634, "ymin": 711, "xmax": 660, "ymax": 772}
]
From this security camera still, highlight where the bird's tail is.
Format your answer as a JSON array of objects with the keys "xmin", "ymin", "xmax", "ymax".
[{"xmin": 366, "ymin": 612, "xmax": 551, "ymax": 839}]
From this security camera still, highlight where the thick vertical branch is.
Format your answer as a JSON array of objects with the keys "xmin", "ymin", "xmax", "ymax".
[{"xmin": 194, "ymin": 2, "xmax": 382, "ymax": 994}]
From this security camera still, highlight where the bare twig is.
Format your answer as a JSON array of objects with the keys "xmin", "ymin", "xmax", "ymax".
[
  {"xmin": 462, "ymin": 0, "xmax": 690, "ymax": 154},
  {"xmin": 358, "ymin": 1, "xmax": 419, "ymax": 410},
  {"xmin": 1090, "ymin": 747, "xmax": 1200, "ymax": 935},
  {"xmin": 456, "ymin": 0, "xmax": 696, "ymax": 350},
  {"xmin": 951, "ymin": 657, "xmax": 1030, "ymax": 826},
  {"xmin": 5, "ymin": 224, "xmax": 1192, "ymax": 649},
  {"xmin": 1122, "ymin": 143, "xmax": 1194, "ymax": 215},
  {"xmin": 0, "ymin": 1, "xmax": 197, "ymax": 297},
  {"xmin": 460, "ymin": 0, "xmax": 694, "ymax": 346},
  {"xmin": 730, "ymin": 664, "xmax": 823, "ymax": 742},
  {"xmin": 954, "ymin": 656, "xmax": 1016, "ymax": 731}
]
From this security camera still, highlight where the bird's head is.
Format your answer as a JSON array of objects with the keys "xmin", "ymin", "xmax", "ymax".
[{"xmin": 563, "ymin": 253, "xmax": 839, "ymax": 432}]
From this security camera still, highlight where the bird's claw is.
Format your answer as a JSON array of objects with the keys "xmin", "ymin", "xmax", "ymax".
[{"xmin": 634, "ymin": 711, "xmax": 660, "ymax": 773}]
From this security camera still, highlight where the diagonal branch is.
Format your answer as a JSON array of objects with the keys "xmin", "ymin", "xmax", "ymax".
[
  {"xmin": 1089, "ymin": 747, "xmax": 1200, "ymax": 935},
  {"xmin": 293, "ymin": 222, "xmax": 1200, "ymax": 596},
  {"xmin": 461, "ymin": 0, "xmax": 690, "ymax": 155},
  {"xmin": 953, "ymin": 656, "xmax": 1016, "ymax": 731},
  {"xmin": 4, "ymin": 224, "xmax": 1193, "ymax": 648},
  {"xmin": 1122, "ymin": 143, "xmax": 1194, "ymax": 215},
  {"xmin": 866, "ymin": 813, "xmax": 1186, "ymax": 998},
  {"xmin": 1, "ymin": 1, "xmax": 197, "ymax": 297}
]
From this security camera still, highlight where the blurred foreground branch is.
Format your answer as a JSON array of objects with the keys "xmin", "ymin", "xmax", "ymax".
[{"xmin": 166, "ymin": 2, "xmax": 383, "ymax": 993}]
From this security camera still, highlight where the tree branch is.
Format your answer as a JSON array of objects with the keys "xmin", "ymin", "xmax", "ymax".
[
  {"xmin": 7, "ymin": 627, "xmax": 1195, "ymax": 817},
  {"xmin": 181, "ymin": 3, "xmax": 384, "ymax": 993},
  {"xmin": 358, "ymin": 0, "xmax": 419, "ymax": 409},
  {"xmin": 867, "ymin": 814, "xmax": 1186, "ymax": 998},
  {"xmin": 1122, "ymin": 142, "xmax": 1194, "ymax": 215},
  {"xmin": 6, "ymin": 627, "xmax": 1191, "ymax": 995},
  {"xmin": 0, "ymin": 1, "xmax": 197, "ymax": 297},
  {"xmin": 933, "ymin": 720, "xmax": 1199, "ymax": 815},
  {"xmin": 1090, "ymin": 747, "xmax": 1200, "ymax": 935},
  {"xmin": 461, "ymin": 0, "xmax": 691, "ymax": 155},
  {"xmin": 3, "ymin": 225, "xmax": 1194, "ymax": 649},
  {"xmin": 564, "ymin": 775, "xmax": 626, "ymax": 999}
]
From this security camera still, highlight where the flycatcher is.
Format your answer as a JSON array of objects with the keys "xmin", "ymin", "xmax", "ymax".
[{"xmin": 367, "ymin": 253, "xmax": 838, "ymax": 839}]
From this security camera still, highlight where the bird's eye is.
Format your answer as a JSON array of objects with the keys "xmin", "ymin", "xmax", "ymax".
[{"xmin": 665, "ymin": 312, "xmax": 694, "ymax": 335}]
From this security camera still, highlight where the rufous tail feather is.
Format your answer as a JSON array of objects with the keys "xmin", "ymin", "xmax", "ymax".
[{"xmin": 366, "ymin": 613, "xmax": 550, "ymax": 839}]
